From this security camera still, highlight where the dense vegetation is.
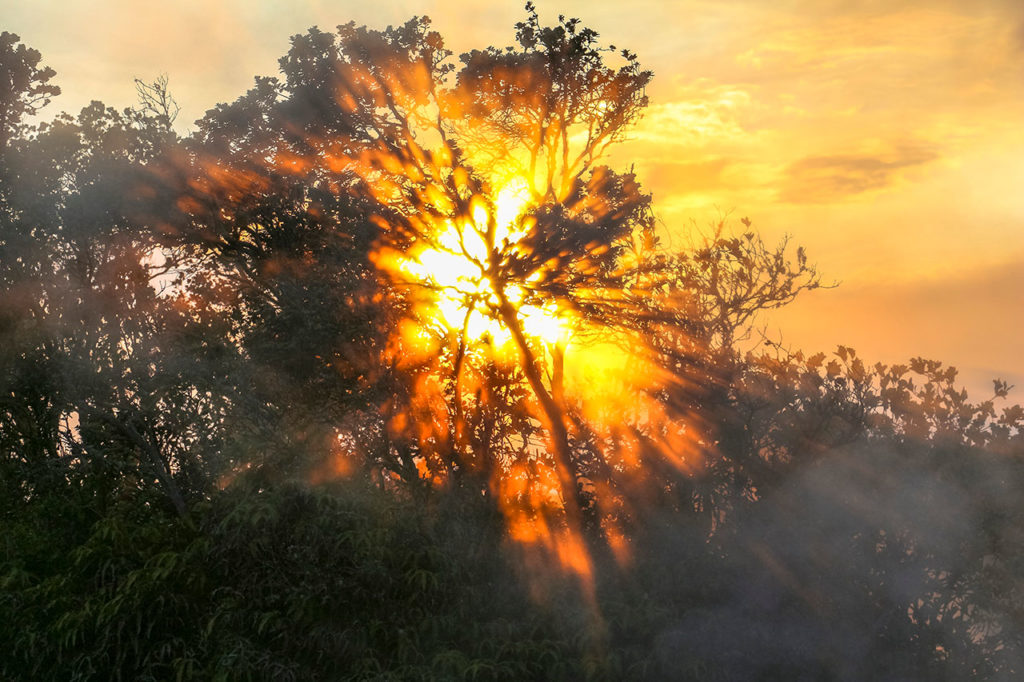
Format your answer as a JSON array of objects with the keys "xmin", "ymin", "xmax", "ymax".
[{"xmin": 2, "ymin": 8, "xmax": 1023, "ymax": 680}]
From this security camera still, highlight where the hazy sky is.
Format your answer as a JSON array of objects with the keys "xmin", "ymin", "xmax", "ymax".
[{"xmin": 5, "ymin": 0, "xmax": 1023, "ymax": 397}]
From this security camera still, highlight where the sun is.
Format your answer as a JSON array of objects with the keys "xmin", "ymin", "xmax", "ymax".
[{"xmin": 391, "ymin": 180, "xmax": 573, "ymax": 347}]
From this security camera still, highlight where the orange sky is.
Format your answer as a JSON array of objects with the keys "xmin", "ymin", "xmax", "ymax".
[{"xmin": 5, "ymin": 0, "xmax": 1022, "ymax": 398}]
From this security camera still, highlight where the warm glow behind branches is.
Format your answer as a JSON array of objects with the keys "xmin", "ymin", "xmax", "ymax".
[
  {"xmin": 386, "ymin": 179, "xmax": 574, "ymax": 348},
  {"xmin": 157, "ymin": 15, "xmax": 706, "ymax": 593}
]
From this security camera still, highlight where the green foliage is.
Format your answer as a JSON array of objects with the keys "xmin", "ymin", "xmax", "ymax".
[{"xmin": 2, "ymin": 482, "xmax": 587, "ymax": 680}]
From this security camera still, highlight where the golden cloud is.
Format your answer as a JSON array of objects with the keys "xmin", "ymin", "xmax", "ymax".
[{"xmin": 778, "ymin": 144, "xmax": 940, "ymax": 203}]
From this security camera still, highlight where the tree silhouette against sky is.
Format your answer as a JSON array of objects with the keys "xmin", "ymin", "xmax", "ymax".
[{"xmin": 144, "ymin": 5, "xmax": 830, "ymax": 578}]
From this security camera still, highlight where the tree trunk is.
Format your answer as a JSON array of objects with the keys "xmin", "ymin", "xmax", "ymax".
[
  {"xmin": 494, "ymin": 295, "xmax": 587, "ymax": 532},
  {"xmin": 94, "ymin": 410, "xmax": 189, "ymax": 519}
]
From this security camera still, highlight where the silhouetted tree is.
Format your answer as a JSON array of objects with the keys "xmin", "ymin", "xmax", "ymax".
[{"xmin": 0, "ymin": 31, "xmax": 60, "ymax": 147}]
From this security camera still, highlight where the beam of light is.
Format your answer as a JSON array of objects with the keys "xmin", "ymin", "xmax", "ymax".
[
  {"xmin": 147, "ymin": 18, "xmax": 713, "ymax": 598},
  {"xmin": 162, "ymin": 135, "xmax": 713, "ymax": 597},
  {"xmin": 384, "ymin": 179, "xmax": 575, "ymax": 351}
]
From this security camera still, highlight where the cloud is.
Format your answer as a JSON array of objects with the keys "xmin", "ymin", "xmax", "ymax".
[
  {"xmin": 634, "ymin": 87, "xmax": 753, "ymax": 147},
  {"xmin": 778, "ymin": 144, "xmax": 938, "ymax": 203},
  {"xmin": 639, "ymin": 158, "xmax": 733, "ymax": 196}
]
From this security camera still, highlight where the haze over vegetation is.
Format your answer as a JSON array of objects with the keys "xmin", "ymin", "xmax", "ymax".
[{"xmin": 2, "ymin": 6, "xmax": 1023, "ymax": 680}]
